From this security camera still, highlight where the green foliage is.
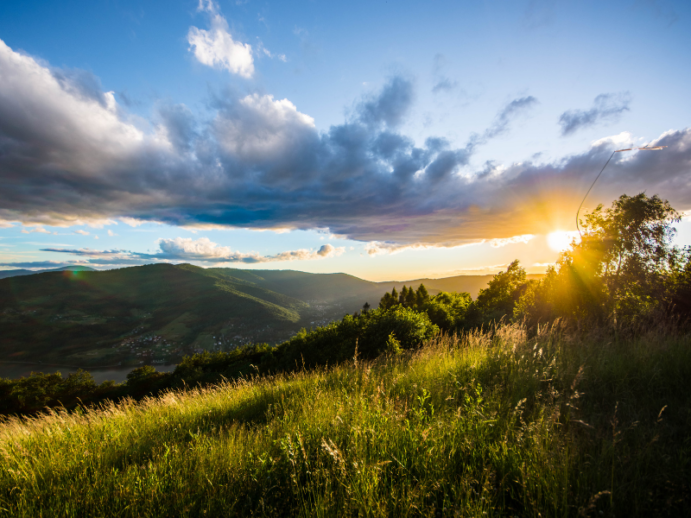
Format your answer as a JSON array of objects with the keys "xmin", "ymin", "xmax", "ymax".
[
  {"xmin": 0, "ymin": 369, "xmax": 108, "ymax": 414},
  {"xmin": 464, "ymin": 260, "xmax": 530, "ymax": 328},
  {"xmin": 385, "ymin": 332, "xmax": 401, "ymax": 354},
  {"xmin": 420, "ymin": 291, "xmax": 472, "ymax": 331}
]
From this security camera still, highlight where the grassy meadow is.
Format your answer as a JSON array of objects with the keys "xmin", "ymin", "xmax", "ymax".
[{"xmin": 1, "ymin": 323, "xmax": 689, "ymax": 517}]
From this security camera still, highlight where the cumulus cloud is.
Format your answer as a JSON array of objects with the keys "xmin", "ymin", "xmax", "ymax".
[
  {"xmin": 74, "ymin": 229, "xmax": 90, "ymax": 236},
  {"xmin": 0, "ymin": 39, "xmax": 690, "ymax": 253},
  {"xmin": 32, "ymin": 237, "xmax": 345, "ymax": 267},
  {"xmin": 188, "ymin": 0, "xmax": 254, "ymax": 78},
  {"xmin": 559, "ymin": 93, "xmax": 631, "ymax": 136}
]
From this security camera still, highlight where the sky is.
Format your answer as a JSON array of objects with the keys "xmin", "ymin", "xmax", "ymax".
[{"xmin": 0, "ymin": 0, "xmax": 690, "ymax": 281}]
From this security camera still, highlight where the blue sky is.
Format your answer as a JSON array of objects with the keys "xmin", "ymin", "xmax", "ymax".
[{"xmin": 0, "ymin": 0, "xmax": 689, "ymax": 280}]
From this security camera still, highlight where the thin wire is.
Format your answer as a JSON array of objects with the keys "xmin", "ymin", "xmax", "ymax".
[{"xmin": 576, "ymin": 150, "xmax": 616, "ymax": 238}]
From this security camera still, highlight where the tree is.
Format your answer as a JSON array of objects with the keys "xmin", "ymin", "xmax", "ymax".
[
  {"xmin": 467, "ymin": 260, "xmax": 529, "ymax": 326},
  {"xmin": 516, "ymin": 193, "xmax": 682, "ymax": 328},
  {"xmin": 399, "ymin": 286, "xmax": 408, "ymax": 305},
  {"xmin": 405, "ymin": 286, "xmax": 417, "ymax": 307},
  {"xmin": 416, "ymin": 284, "xmax": 431, "ymax": 307}
]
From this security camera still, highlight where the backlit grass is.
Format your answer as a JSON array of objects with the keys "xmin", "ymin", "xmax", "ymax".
[{"xmin": 1, "ymin": 324, "xmax": 689, "ymax": 517}]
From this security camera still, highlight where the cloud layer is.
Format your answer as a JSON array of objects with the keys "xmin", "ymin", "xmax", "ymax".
[
  {"xmin": 0, "ymin": 40, "xmax": 690, "ymax": 251},
  {"xmin": 22, "ymin": 238, "xmax": 345, "ymax": 268}
]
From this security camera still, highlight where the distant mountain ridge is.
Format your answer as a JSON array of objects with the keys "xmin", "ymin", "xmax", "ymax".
[{"xmin": 0, "ymin": 265, "xmax": 95, "ymax": 280}]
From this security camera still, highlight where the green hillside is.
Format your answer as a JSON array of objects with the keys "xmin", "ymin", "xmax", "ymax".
[{"xmin": 0, "ymin": 264, "xmax": 308, "ymax": 367}]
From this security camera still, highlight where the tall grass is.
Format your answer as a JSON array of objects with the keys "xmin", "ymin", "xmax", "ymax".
[{"xmin": 1, "ymin": 324, "xmax": 689, "ymax": 517}]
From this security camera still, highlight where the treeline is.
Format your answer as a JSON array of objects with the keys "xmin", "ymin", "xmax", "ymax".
[{"xmin": 1, "ymin": 192, "xmax": 690, "ymax": 417}]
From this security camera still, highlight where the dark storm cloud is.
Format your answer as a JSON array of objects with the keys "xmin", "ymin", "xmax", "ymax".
[
  {"xmin": 559, "ymin": 93, "xmax": 631, "ymax": 136},
  {"xmin": 0, "ymin": 39, "xmax": 690, "ymax": 249}
]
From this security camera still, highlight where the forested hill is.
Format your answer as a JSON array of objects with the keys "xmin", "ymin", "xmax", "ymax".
[{"xmin": 0, "ymin": 264, "xmax": 308, "ymax": 367}]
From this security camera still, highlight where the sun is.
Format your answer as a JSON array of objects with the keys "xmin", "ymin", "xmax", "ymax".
[{"xmin": 547, "ymin": 231, "xmax": 577, "ymax": 252}]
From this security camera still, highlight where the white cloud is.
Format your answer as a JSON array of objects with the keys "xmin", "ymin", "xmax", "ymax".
[
  {"xmin": 107, "ymin": 229, "xmax": 117, "ymax": 236},
  {"xmin": 157, "ymin": 237, "xmax": 343, "ymax": 263},
  {"xmin": 0, "ymin": 39, "xmax": 143, "ymax": 175},
  {"xmin": 74, "ymin": 229, "xmax": 90, "ymax": 236},
  {"xmin": 488, "ymin": 234, "xmax": 535, "ymax": 248},
  {"xmin": 0, "ymin": 220, "xmax": 14, "ymax": 228},
  {"xmin": 20, "ymin": 226, "xmax": 51, "ymax": 234},
  {"xmin": 591, "ymin": 131, "xmax": 637, "ymax": 149},
  {"xmin": 188, "ymin": 1, "xmax": 254, "ymax": 78},
  {"xmin": 215, "ymin": 93, "xmax": 315, "ymax": 160},
  {"xmin": 119, "ymin": 217, "xmax": 146, "ymax": 227}
]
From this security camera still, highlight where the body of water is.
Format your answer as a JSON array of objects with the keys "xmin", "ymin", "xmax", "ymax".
[{"xmin": 0, "ymin": 363, "xmax": 177, "ymax": 384}]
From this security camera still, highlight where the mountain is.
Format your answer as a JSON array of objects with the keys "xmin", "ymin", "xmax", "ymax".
[
  {"xmin": 0, "ymin": 264, "xmax": 544, "ymax": 368},
  {"xmin": 0, "ymin": 265, "xmax": 95, "ymax": 280}
]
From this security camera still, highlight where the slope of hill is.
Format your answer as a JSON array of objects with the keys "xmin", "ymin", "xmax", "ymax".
[
  {"xmin": 0, "ymin": 264, "xmax": 308, "ymax": 367},
  {"xmin": 0, "ymin": 265, "xmax": 95, "ymax": 280},
  {"xmin": 2, "ymin": 325, "xmax": 688, "ymax": 516}
]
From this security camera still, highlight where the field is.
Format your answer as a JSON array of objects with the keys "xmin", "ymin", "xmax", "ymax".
[{"xmin": 1, "ymin": 323, "xmax": 689, "ymax": 517}]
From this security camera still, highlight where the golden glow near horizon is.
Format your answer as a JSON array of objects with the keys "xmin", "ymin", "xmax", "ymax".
[{"xmin": 547, "ymin": 231, "xmax": 578, "ymax": 252}]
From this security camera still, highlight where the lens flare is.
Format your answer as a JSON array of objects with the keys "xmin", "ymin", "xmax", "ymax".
[{"xmin": 547, "ymin": 231, "xmax": 578, "ymax": 252}]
